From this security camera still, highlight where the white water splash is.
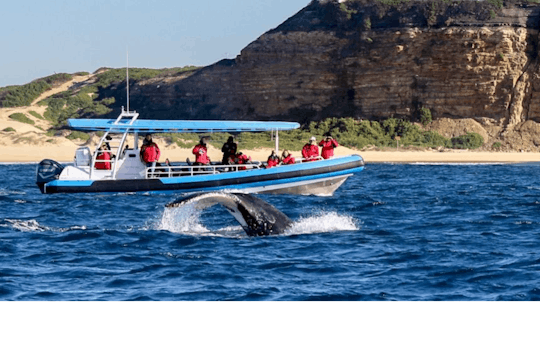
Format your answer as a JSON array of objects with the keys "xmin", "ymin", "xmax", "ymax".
[
  {"xmin": 155, "ymin": 203, "xmax": 359, "ymax": 237},
  {"xmin": 2, "ymin": 219, "xmax": 86, "ymax": 232},
  {"xmin": 155, "ymin": 204, "xmax": 211, "ymax": 235},
  {"xmin": 3, "ymin": 219, "xmax": 50, "ymax": 232},
  {"xmin": 284, "ymin": 211, "xmax": 360, "ymax": 236}
]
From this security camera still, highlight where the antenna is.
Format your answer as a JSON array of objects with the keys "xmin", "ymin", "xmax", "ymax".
[{"xmin": 126, "ymin": 49, "xmax": 129, "ymax": 113}]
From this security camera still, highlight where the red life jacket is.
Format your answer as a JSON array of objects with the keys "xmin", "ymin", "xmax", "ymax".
[
  {"xmin": 266, "ymin": 156, "xmax": 280, "ymax": 168},
  {"xmin": 319, "ymin": 139, "xmax": 339, "ymax": 159},
  {"xmin": 302, "ymin": 144, "xmax": 319, "ymax": 161},
  {"xmin": 236, "ymin": 154, "xmax": 250, "ymax": 170},
  {"xmin": 193, "ymin": 144, "xmax": 210, "ymax": 164},
  {"xmin": 95, "ymin": 151, "xmax": 111, "ymax": 170},
  {"xmin": 282, "ymin": 155, "xmax": 296, "ymax": 165},
  {"xmin": 143, "ymin": 143, "xmax": 160, "ymax": 163}
]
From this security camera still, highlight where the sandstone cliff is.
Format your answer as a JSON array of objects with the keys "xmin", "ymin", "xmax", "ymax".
[{"xmin": 97, "ymin": 0, "xmax": 540, "ymax": 151}]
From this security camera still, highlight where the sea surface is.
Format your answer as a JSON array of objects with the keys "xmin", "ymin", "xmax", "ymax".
[{"xmin": 1, "ymin": 162, "xmax": 540, "ymax": 301}]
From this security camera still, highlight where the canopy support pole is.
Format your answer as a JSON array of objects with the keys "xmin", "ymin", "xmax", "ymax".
[{"xmin": 275, "ymin": 130, "xmax": 279, "ymax": 153}]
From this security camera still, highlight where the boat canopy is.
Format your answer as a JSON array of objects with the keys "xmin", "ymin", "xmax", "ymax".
[{"xmin": 68, "ymin": 118, "xmax": 300, "ymax": 133}]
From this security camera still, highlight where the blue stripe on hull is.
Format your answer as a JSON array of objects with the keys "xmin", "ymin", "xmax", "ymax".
[{"xmin": 44, "ymin": 155, "xmax": 364, "ymax": 194}]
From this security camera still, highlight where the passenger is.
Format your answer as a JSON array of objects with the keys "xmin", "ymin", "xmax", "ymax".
[
  {"xmin": 281, "ymin": 150, "xmax": 296, "ymax": 165},
  {"xmin": 235, "ymin": 152, "xmax": 252, "ymax": 171},
  {"xmin": 104, "ymin": 135, "xmax": 116, "ymax": 159},
  {"xmin": 221, "ymin": 136, "xmax": 237, "ymax": 165},
  {"xmin": 141, "ymin": 134, "xmax": 161, "ymax": 176},
  {"xmin": 302, "ymin": 136, "xmax": 320, "ymax": 162},
  {"xmin": 266, "ymin": 150, "xmax": 280, "ymax": 168},
  {"xmin": 192, "ymin": 136, "xmax": 211, "ymax": 166},
  {"xmin": 95, "ymin": 143, "xmax": 111, "ymax": 170},
  {"xmin": 319, "ymin": 134, "xmax": 339, "ymax": 159}
]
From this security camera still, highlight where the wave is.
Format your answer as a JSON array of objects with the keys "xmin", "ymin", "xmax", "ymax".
[
  {"xmin": 1, "ymin": 219, "xmax": 86, "ymax": 232},
  {"xmin": 408, "ymin": 162, "xmax": 506, "ymax": 166}
]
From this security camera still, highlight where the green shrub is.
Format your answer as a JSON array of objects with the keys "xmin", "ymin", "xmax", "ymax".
[
  {"xmin": 66, "ymin": 131, "xmax": 90, "ymax": 141},
  {"xmin": 28, "ymin": 110, "xmax": 44, "ymax": 120},
  {"xmin": 2, "ymin": 127, "xmax": 16, "ymax": 132},
  {"xmin": 451, "ymin": 132, "xmax": 484, "ymax": 149},
  {"xmin": 1, "ymin": 81, "xmax": 50, "ymax": 107},
  {"xmin": 419, "ymin": 107, "xmax": 432, "ymax": 126},
  {"xmin": 0, "ymin": 73, "xmax": 73, "ymax": 108},
  {"xmin": 364, "ymin": 17, "xmax": 371, "ymax": 30},
  {"xmin": 492, "ymin": 142, "xmax": 502, "ymax": 149},
  {"xmin": 9, "ymin": 113, "xmax": 35, "ymax": 125}
]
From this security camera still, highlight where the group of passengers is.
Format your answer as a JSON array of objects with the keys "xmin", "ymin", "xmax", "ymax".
[
  {"xmin": 264, "ymin": 134, "xmax": 339, "ymax": 168},
  {"xmin": 95, "ymin": 133, "xmax": 339, "ymax": 172}
]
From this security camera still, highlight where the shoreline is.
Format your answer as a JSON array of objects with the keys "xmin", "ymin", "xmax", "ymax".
[{"xmin": 1, "ymin": 144, "xmax": 539, "ymax": 164}]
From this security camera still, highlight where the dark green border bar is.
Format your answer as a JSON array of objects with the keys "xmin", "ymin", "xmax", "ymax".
[{"xmin": 0, "ymin": 303, "xmax": 540, "ymax": 337}]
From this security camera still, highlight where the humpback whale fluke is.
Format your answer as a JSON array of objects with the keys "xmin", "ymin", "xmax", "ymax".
[{"xmin": 166, "ymin": 192, "xmax": 293, "ymax": 236}]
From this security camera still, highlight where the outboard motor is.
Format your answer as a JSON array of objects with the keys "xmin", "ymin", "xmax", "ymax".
[{"xmin": 36, "ymin": 159, "xmax": 64, "ymax": 194}]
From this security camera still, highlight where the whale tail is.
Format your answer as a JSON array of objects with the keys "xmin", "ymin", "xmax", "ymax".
[{"xmin": 166, "ymin": 192, "xmax": 292, "ymax": 236}]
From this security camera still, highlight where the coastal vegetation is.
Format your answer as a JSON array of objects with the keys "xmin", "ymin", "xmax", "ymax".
[
  {"xmin": 40, "ymin": 66, "xmax": 200, "ymax": 127},
  {"xmin": 163, "ymin": 117, "xmax": 483, "ymax": 152},
  {"xmin": 28, "ymin": 110, "xmax": 44, "ymax": 120},
  {"xmin": 2, "ymin": 127, "xmax": 16, "ymax": 132},
  {"xmin": 0, "ymin": 73, "xmax": 72, "ymax": 108},
  {"xmin": 66, "ymin": 131, "xmax": 90, "ymax": 141},
  {"xmin": 9, "ymin": 113, "xmax": 35, "ymax": 125}
]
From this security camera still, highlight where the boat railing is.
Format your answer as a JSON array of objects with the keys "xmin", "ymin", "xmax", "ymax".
[
  {"xmin": 294, "ymin": 156, "xmax": 324, "ymax": 163},
  {"xmin": 145, "ymin": 161, "xmax": 263, "ymax": 178}
]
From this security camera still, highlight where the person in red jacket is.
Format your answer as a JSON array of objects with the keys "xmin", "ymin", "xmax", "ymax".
[
  {"xmin": 281, "ymin": 150, "xmax": 296, "ymax": 165},
  {"xmin": 141, "ymin": 134, "xmax": 161, "ymax": 176},
  {"xmin": 235, "ymin": 152, "xmax": 252, "ymax": 170},
  {"xmin": 95, "ymin": 143, "xmax": 111, "ymax": 170},
  {"xmin": 319, "ymin": 135, "xmax": 339, "ymax": 159},
  {"xmin": 266, "ymin": 150, "xmax": 280, "ymax": 168},
  {"xmin": 302, "ymin": 136, "xmax": 319, "ymax": 162},
  {"xmin": 192, "ymin": 137, "xmax": 211, "ymax": 166}
]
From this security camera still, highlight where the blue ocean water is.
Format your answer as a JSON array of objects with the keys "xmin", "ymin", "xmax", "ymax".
[{"xmin": 1, "ymin": 162, "xmax": 540, "ymax": 301}]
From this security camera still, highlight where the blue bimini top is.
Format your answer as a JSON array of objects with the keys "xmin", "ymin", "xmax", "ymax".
[{"xmin": 68, "ymin": 119, "xmax": 300, "ymax": 133}]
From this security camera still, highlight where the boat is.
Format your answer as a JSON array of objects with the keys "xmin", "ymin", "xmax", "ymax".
[
  {"xmin": 36, "ymin": 57, "xmax": 364, "ymax": 195},
  {"xmin": 35, "ymin": 108, "xmax": 365, "ymax": 195}
]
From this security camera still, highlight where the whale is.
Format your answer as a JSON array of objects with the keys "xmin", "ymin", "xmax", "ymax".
[{"xmin": 166, "ymin": 192, "xmax": 293, "ymax": 236}]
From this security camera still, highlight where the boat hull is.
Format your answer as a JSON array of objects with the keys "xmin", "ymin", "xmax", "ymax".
[{"xmin": 39, "ymin": 155, "xmax": 365, "ymax": 195}]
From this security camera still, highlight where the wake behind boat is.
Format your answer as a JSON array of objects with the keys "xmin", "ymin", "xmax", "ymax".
[{"xmin": 36, "ymin": 109, "xmax": 364, "ymax": 195}]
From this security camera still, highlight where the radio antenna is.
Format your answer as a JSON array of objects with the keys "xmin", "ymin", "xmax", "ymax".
[{"xmin": 126, "ymin": 49, "xmax": 129, "ymax": 113}]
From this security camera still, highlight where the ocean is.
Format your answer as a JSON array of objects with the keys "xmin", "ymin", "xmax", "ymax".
[{"xmin": 1, "ymin": 162, "xmax": 540, "ymax": 301}]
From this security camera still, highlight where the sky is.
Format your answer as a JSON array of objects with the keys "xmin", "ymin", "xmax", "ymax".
[{"xmin": 0, "ymin": 0, "xmax": 310, "ymax": 87}]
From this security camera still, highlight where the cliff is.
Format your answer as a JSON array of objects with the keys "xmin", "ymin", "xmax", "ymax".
[{"xmin": 97, "ymin": 0, "xmax": 540, "ymax": 150}]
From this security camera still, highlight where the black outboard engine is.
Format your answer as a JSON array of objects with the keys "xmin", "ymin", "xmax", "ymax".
[{"xmin": 36, "ymin": 159, "xmax": 64, "ymax": 194}]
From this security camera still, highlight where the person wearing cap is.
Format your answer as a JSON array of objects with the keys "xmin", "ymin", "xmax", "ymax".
[
  {"xmin": 281, "ymin": 150, "xmax": 296, "ymax": 165},
  {"xmin": 319, "ymin": 134, "xmax": 339, "ymax": 159},
  {"xmin": 302, "ymin": 136, "xmax": 320, "ymax": 162},
  {"xmin": 192, "ymin": 136, "xmax": 211, "ymax": 165},
  {"xmin": 221, "ymin": 136, "xmax": 237, "ymax": 165},
  {"xmin": 140, "ymin": 134, "xmax": 161, "ymax": 175},
  {"xmin": 95, "ymin": 143, "xmax": 111, "ymax": 170},
  {"xmin": 265, "ymin": 150, "xmax": 280, "ymax": 169}
]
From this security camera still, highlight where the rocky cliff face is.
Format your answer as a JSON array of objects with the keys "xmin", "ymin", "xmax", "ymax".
[{"xmin": 99, "ymin": 0, "xmax": 540, "ymax": 150}]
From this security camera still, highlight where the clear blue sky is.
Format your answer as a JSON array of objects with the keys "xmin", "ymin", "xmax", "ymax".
[{"xmin": 0, "ymin": 0, "xmax": 309, "ymax": 87}]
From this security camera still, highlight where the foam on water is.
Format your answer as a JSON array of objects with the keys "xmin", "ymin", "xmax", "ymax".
[
  {"xmin": 2, "ymin": 219, "xmax": 86, "ymax": 232},
  {"xmin": 285, "ymin": 211, "xmax": 359, "ymax": 236},
  {"xmin": 154, "ymin": 204, "xmax": 358, "ymax": 237},
  {"xmin": 3, "ymin": 219, "xmax": 49, "ymax": 232}
]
